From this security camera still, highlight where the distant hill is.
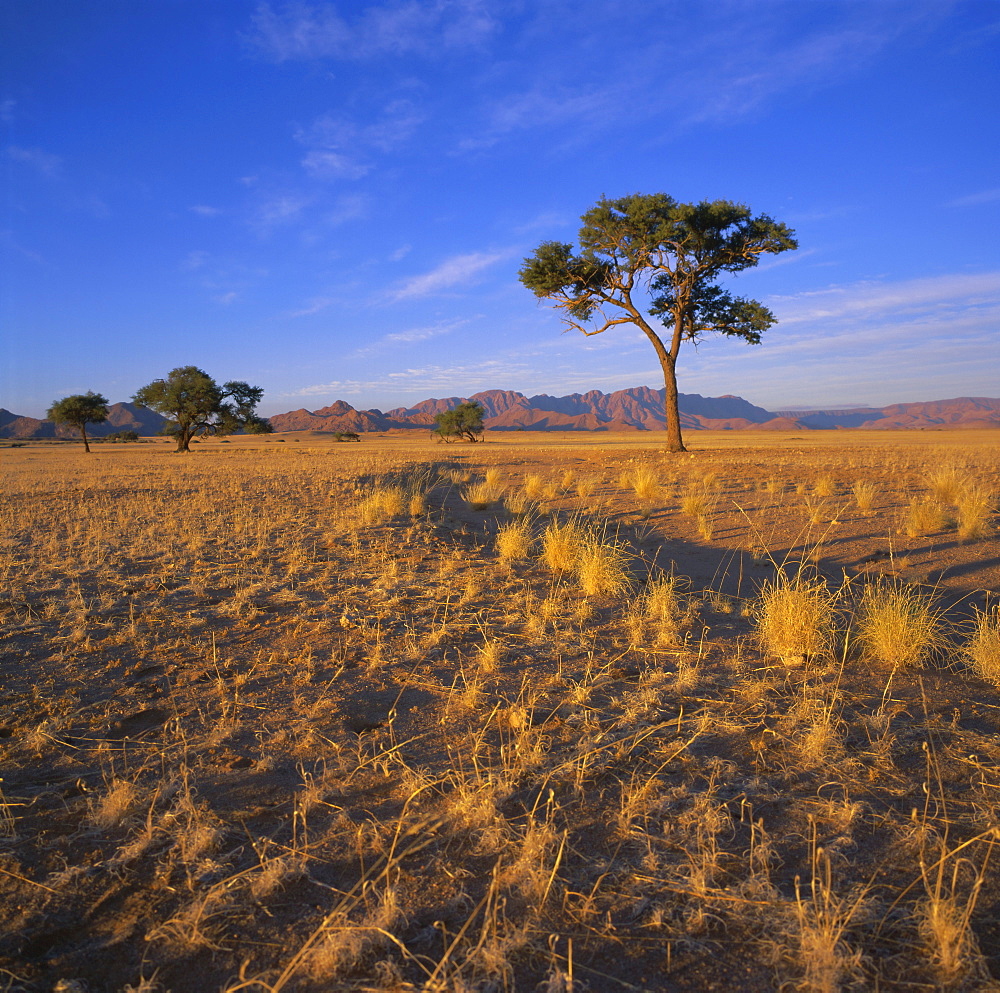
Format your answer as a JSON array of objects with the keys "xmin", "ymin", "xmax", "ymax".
[
  {"xmin": 4, "ymin": 393, "xmax": 998, "ymax": 439},
  {"xmin": 268, "ymin": 390, "xmax": 1000, "ymax": 433},
  {"xmin": 0, "ymin": 402, "xmax": 166, "ymax": 440}
]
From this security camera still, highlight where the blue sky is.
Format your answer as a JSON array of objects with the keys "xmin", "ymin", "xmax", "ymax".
[{"xmin": 3, "ymin": 0, "xmax": 998, "ymax": 418}]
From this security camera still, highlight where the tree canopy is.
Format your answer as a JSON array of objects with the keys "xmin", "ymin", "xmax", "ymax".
[
  {"xmin": 434, "ymin": 401, "xmax": 485, "ymax": 443},
  {"xmin": 46, "ymin": 391, "xmax": 109, "ymax": 453},
  {"xmin": 519, "ymin": 194, "xmax": 797, "ymax": 452},
  {"xmin": 132, "ymin": 366, "xmax": 268, "ymax": 452}
]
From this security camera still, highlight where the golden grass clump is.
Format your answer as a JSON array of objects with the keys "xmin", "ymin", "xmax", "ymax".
[
  {"xmin": 964, "ymin": 607, "xmax": 1000, "ymax": 686},
  {"xmin": 629, "ymin": 466, "xmax": 661, "ymax": 501},
  {"xmin": 358, "ymin": 485, "xmax": 406, "ymax": 525},
  {"xmin": 575, "ymin": 532, "xmax": 631, "ymax": 596},
  {"xmin": 851, "ymin": 480, "xmax": 878, "ymax": 514},
  {"xmin": 633, "ymin": 575, "xmax": 685, "ymax": 645},
  {"xmin": 540, "ymin": 518, "xmax": 587, "ymax": 573},
  {"xmin": 925, "ymin": 466, "xmax": 962, "ymax": 505},
  {"xmin": 681, "ymin": 486, "xmax": 713, "ymax": 518},
  {"xmin": 956, "ymin": 484, "xmax": 994, "ymax": 540},
  {"xmin": 463, "ymin": 480, "xmax": 496, "ymax": 510},
  {"xmin": 814, "ymin": 474, "xmax": 837, "ymax": 498},
  {"xmin": 495, "ymin": 518, "xmax": 533, "ymax": 561},
  {"xmin": 504, "ymin": 490, "xmax": 532, "ymax": 515},
  {"xmin": 522, "ymin": 472, "xmax": 546, "ymax": 500},
  {"xmin": 575, "ymin": 477, "xmax": 597, "ymax": 499},
  {"xmin": 904, "ymin": 496, "xmax": 949, "ymax": 537},
  {"xmin": 854, "ymin": 581, "xmax": 948, "ymax": 668},
  {"xmin": 753, "ymin": 573, "xmax": 837, "ymax": 662}
]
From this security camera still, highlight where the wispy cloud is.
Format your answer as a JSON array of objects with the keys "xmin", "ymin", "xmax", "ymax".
[
  {"xmin": 389, "ymin": 250, "xmax": 510, "ymax": 300},
  {"xmin": 181, "ymin": 250, "xmax": 210, "ymax": 271},
  {"xmin": 247, "ymin": 0, "xmax": 495, "ymax": 62},
  {"xmin": 281, "ymin": 357, "xmax": 531, "ymax": 399},
  {"xmin": 384, "ymin": 318, "xmax": 468, "ymax": 344},
  {"xmin": 347, "ymin": 317, "xmax": 473, "ymax": 358},
  {"xmin": 769, "ymin": 270, "xmax": 1000, "ymax": 323},
  {"xmin": 0, "ymin": 228, "xmax": 45, "ymax": 264},
  {"xmin": 458, "ymin": 4, "xmax": 942, "ymax": 153},
  {"xmin": 0, "ymin": 99, "xmax": 15, "ymax": 123},
  {"xmin": 296, "ymin": 100, "xmax": 423, "ymax": 181},
  {"xmin": 6, "ymin": 145, "xmax": 61, "ymax": 177},
  {"xmin": 190, "ymin": 204, "xmax": 223, "ymax": 217},
  {"xmin": 252, "ymin": 192, "xmax": 314, "ymax": 231},
  {"xmin": 947, "ymin": 188, "xmax": 1000, "ymax": 208},
  {"xmin": 288, "ymin": 296, "xmax": 335, "ymax": 318},
  {"xmin": 301, "ymin": 150, "xmax": 370, "ymax": 180}
]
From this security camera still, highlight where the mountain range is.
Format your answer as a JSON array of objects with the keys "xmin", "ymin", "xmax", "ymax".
[
  {"xmin": 3, "ymin": 391, "xmax": 999, "ymax": 439},
  {"xmin": 267, "ymin": 390, "xmax": 1000, "ymax": 433}
]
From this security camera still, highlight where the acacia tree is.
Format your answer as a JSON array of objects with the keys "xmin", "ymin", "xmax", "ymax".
[
  {"xmin": 519, "ymin": 194, "xmax": 797, "ymax": 452},
  {"xmin": 434, "ymin": 401, "xmax": 485, "ymax": 443},
  {"xmin": 132, "ymin": 366, "xmax": 267, "ymax": 453},
  {"xmin": 46, "ymin": 391, "xmax": 109, "ymax": 453}
]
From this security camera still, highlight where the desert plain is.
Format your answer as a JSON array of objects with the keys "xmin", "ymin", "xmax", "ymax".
[{"xmin": 1, "ymin": 429, "xmax": 999, "ymax": 992}]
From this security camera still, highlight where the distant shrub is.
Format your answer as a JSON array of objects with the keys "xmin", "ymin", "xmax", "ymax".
[
  {"xmin": 105, "ymin": 430, "xmax": 140, "ymax": 443},
  {"xmin": 333, "ymin": 431, "xmax": 361, "ymax": 442}
]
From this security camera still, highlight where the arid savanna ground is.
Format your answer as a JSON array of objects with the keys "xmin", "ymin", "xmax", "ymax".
[{"xmin": 2, "ymin": 430, "xmax": 999, "ymax": 992}]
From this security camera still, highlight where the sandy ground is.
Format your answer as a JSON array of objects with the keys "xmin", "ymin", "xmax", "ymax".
[{"xmin": 1, "ymin": 430, "xmax": 998, "ymax": 992}]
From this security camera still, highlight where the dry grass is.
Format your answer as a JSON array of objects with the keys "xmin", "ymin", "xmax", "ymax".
[
  {"xmin": 628, "ymin": 466, "xmax": 661, "ymax": 501},
  {"xmin": 2, "ymin": 436, "xmax": 999, "ymax": 993},
  {"xmin": 956, "ymin": 484, "xmax": 994, "ymax": 540},
  {"xmin": 574, "ymin": 530, "xmax": 631, "ymax": 597},
  {"xmin": 904, "ymin": 496, "xmax": 949, "ymax": 537},
  {"xmin": 814, "ymin": 474, "xmax": 837, "ymax": 498},
  {"xmin": 495, "ymin": 517, "xmax": 533, "ymax": 561},
  {"xmin": 540, "ymin": 517, "xmax": 587, "ymax": 573},
  {"xmin": 854, "ymin": 581, "xmax": 949, "ymax": 668},
  {"xmin": 964, "ymin": 607, "xmax": 1000, "ymax": 686},
  {"xmin": 754, "ymin": 572, "xmax": 838, "ymax": 662},
  {"xmin": 925, "ymin": 465, "xmax": 963, "ymax": 504},
  {"xmin": 851, "ymin": 480, "xmax": 878, "ymax": 514}
]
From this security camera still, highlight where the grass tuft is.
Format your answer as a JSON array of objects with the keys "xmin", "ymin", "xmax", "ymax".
[
  {"xmin": 754, "ymin": 572, "xmax": 837, "ymax": 662},
  {"xmin": 854, "ymin": 580, "xmax": 949, "ymax": 668},
  {"xmin": 964, "ymin": 607, "xmax": 1000, "ymax": 686}
]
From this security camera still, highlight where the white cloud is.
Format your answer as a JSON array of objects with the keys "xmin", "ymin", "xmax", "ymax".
[
  {"xmin": 389, "ymin": 243, "xmax": 411, "ymax": 261},
  {"xmin": 296, "ymin": 101, "xmax": 423, "ymax": 181},
  {"xmin": 181, "ymin": 250, "xmax": 210, "ymax": 271},
  {"xmin": 255, "ymin": 193, "xmax": 313, "ymax": 228},
  {"xmin": 301, "ymin": 149, "xmax": 370, "ymax": 180},
  {"xmin": 326, "ymin": 193, "xmax": 368, "ymax": 225},
  {"xmin": 390, "ymin": 249, "xmax": 510, "ymax": 300},
  {"xmin": 190, "ymin": 204, "xmax": 223, "ymax": 217},
  {"xmin": 769, "ymin": 271, "xmax": 1000, "ymax": 324},
  {"xmin": 288, "ymin": 296, "xmax": 335, "ymax": 317},
  {"xmin": 247, "ymin": 0, "xmax": 496, "ymax": 62},
  {"xmin": 6, "ymin": 145, "xmax": 61, "ymax": 177},
  {"xmin": 947, "ymin": 188, "xmax": 1000, "ymax": 208},
  {"xmin": 384, "ymin": 320, "xmax": 465, "ymax": 344}
]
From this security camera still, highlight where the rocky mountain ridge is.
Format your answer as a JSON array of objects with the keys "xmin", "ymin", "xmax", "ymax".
[{"xmin": 3, "ymin": 391, "xmax": 999, "ymax": 439}]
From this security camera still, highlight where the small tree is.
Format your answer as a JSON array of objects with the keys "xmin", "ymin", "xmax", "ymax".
[
  {"xmin": 434, "ymin": 402, "xmax": 485, "ymax": 443},
  {"xmin": 132, "ymin": 366, "xmax": 265, "ymax": 453},
  {"xmin": 519, "ymin": 194, "xmax": 797, "ymax": 452},
  {"xmin": 46, "ymin": 391, "xmax": 109, "ymax": 453}
]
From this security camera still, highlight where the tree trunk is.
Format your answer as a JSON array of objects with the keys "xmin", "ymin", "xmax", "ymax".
[
  {"xmin": 81, "ymin": 425, "xmax": 90, "ymax": 454},
  {"xmin": 634, "ymin": 313, "xmax": 687, "ymax": 453},
  {"xmin": 659, "ymin": 353, "xmax": 686, "ymax": 453}
]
